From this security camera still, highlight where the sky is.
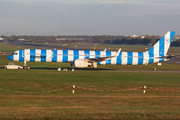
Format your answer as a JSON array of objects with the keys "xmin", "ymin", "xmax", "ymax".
[{"xmin": 0, "ymin": 0, "xmax": 180, "ymax": 36}]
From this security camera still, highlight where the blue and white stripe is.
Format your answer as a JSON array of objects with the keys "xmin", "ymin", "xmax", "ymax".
[
  {"xmin": 9, "ymin": 49, "xmax": 172, "ymax": 65},
  {"xmin": 8, "ymin": 31, "xmax": 176, "ymax": 66},
  {"xmin": 148, "ymin": 31, "xmax": 175, "ymax": 63},
  {"xmin": 13, "ymin": 49, "xmax": 148, "ymax": 65}
]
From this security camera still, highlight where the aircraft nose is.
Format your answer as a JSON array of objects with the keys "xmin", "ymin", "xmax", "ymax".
[{"xmin": 8, "ymin": 54, "xmax": 13, "ymax": 60}]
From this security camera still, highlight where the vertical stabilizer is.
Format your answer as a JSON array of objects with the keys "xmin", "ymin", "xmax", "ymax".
[{"xmin": 148, "ymin": 31, "xmax": 175, "ymax": 56}]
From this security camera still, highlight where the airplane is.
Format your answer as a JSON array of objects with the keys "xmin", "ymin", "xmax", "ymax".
[{"xmin": 8, "ymin": 31, "xmax": 175, "ymax": 70}]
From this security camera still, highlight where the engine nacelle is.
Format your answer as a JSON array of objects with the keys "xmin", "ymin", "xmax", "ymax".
[{"xmin": 73, "ymin": 59, "xmax": 89, "ymax": 68}]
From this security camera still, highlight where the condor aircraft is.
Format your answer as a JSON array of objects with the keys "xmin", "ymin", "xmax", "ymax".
[{"xmin": 8, "ymin": 31, "xmax": 175, "ymax": 70}]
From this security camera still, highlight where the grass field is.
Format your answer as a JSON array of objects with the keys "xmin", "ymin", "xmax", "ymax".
[{"xmin": 0, "ymin": 43, "xmax": 180, "ymax": 119}]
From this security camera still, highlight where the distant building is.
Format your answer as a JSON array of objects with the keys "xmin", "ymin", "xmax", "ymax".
[
  {"xmin": 141, "ymin": 36, "xmax": 145, "ymax": 39},
  {"xmin": 18, "ymin": 38, "xmax": 25, "ymax": 41},
  {"xmin": 130, "ymin": 34, "xmax": 137, "ymax": 38},
  {"xmin": 174, "ymin": 35, "xmax": 180, "ymax": 40},
  {"xmin": 0, "ymin": 37, "xmax": 4, "ymax": 41}
]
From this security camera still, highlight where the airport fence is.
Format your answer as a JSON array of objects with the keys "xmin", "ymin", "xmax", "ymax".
[{"xmin": 0, "ymin": 86, "xmax": 179, "ymax": 94}]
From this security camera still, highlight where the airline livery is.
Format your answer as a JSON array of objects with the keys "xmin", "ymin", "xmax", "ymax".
[{"xmin": 8, "ymin": 31, "xmax": 175, "ymax": 70}]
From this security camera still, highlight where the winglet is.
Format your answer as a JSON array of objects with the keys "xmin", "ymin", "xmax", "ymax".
[
  {"xmin": 104, "ymin": 48, "xmax": 107, "ymax": 52},
  {"xmin": 114, "ymin": 48, "xmax": 121, "ymax": 57}
]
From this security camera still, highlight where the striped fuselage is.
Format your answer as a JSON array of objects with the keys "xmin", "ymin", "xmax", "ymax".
[{"xmin": 11, "ymin": 49, "xmax": 169, "ymax": 65}]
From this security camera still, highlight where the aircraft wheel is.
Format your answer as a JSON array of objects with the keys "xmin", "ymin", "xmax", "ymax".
[
  {"xmin": 91, "ymin": 68, "xmax": 95, "ymax": 71},
  {"xmin": 91, "ymin": 68, "xmax": 99, "ymax": 71}
]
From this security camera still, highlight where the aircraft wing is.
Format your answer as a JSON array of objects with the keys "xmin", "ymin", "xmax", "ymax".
[{"xmin": 87, "ymin": 48, "xmax": 121, "ymax": 63}]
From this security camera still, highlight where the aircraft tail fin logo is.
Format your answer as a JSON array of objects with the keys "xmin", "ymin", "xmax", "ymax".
[{"xmin": 148, "ymin": 31, "xmax": 175, "ymax": 56}]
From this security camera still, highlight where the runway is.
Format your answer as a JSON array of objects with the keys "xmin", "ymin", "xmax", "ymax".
[{"xmin": 102, "ymin": 70, "xmax": 180, "ymax": 73}]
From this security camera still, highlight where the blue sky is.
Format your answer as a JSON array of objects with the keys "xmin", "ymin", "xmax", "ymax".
[{"xmin": 0, "ymin": 0, "xmax": 180, "ymax": 36}]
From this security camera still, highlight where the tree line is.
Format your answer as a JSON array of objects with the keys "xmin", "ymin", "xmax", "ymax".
[{"xmin": 1, "ymin": 35, "xmax": 180, "ymax": 46}]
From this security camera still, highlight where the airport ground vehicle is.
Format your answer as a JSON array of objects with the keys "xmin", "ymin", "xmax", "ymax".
[{"xmin": 4, "ymin": 63, "xmax": 24, "ymax": 69}]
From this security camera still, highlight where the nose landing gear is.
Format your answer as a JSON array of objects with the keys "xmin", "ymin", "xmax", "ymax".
[{"xmin": 23, "ymin": 61, "xmax": 30, "ymax": 69}]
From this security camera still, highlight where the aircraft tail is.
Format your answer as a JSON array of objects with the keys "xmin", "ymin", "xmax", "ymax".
[{"xmin": 148, "ymin": 31, "xmax": 175, "ymax": 56}]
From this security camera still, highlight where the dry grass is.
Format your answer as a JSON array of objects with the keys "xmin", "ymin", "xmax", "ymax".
[{"xmin": 0, "ymin": 92, "xmax": 180, "ymax": 119}]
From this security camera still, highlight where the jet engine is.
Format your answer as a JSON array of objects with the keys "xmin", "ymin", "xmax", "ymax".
[{"xmin": 72, "ymin": 59, "xmax": 89, "ymax": 68}]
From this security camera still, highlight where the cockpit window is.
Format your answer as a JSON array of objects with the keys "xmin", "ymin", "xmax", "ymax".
[{"xmin": 13, "ymin": 53, "xmax": 18, "ymax": 55}]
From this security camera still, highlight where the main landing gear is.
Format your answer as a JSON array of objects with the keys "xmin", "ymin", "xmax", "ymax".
[
  {"xmin": 90, "ymin": 62, "xmax": 99, "ymax": 71},
  {"xmin": 90, "ymin": 68, "xmax": 99, "ymax": 71}
]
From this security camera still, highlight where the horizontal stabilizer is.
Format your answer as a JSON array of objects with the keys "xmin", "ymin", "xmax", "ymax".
[{"xmin": 156, "ymin": 55, "xmax": 175, "ymax": 59}]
